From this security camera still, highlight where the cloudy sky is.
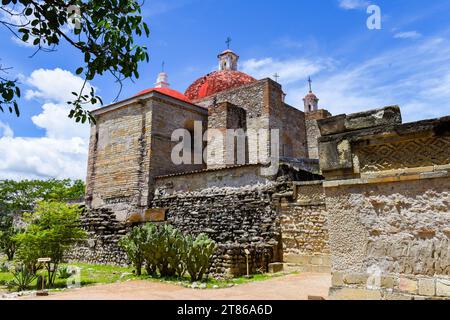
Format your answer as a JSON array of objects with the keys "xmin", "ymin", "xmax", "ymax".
[{"xmin": 1, "ymin": 0, "xmax": 450, "ymax": 180}]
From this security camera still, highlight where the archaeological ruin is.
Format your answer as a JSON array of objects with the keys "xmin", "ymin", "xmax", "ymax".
[{"xmin": 70, "ymin": 48, "xmax": 450, "ymax": 300}]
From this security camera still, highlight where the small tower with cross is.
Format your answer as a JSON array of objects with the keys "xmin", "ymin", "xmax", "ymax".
[
  {"xmin": 303, "ymin": 76, "xmax": 319, "ymax": 113},
  {"xmin": 155, "ymin": 61, "xmax": 170, "ymax": 88},
  {"xmin": 218, "ymin": 37, "xmax": 239, "ymax": 71}
]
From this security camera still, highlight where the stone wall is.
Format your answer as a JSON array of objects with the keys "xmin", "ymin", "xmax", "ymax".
[
  {"xmin": 86, "ymin": 92, "xmax": 208, "ymax": 222},
  {"xmin": 196, "ymin": 79, "xmax": 308, "ymax": 163},
  {"xmin": 206, "ymin": 102, "xmax": 247, "ymax": 168},
  {"xmin": 66, "ymin": 207, "xmax": 129, "ymax": 266},
  {"xmin": 318, "ymin": 106, "xmax": 450, "ymax": 300},
  {"xmin": 152, "ymin": 182, "xmax": 289, "ymax": 277},
  {"xmin": 155, "ymin": 164, "xmax": 271, "ymax": 195},
  {"xmin": 305, "ymin": 110, "xmax": 331, "ymax": 159},
  {"xmin": 279, "ymin": 181, "xmax": 330, "ymax": 272}
]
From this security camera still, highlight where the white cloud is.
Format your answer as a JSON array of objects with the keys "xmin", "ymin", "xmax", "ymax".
[
  {"xmin": 242, "ymin": 57, "xmax": 332, "ymax": 85},
  {"xmin": 0, "ymin": 121, "xmax": 14, "ymax": 138},
  {"xmin": 394, "ymin": 31, "xmax": 422, "ymax": 39},
  {"xmin": 25, "ymin": 68, "xmax": 94, "ymax": 103},
  {"xmin": 0, "ymin": 135, "xmax": 88, "ymax": 180},
  {"xmin": 284, "ymin": 37, "xmax": 450, "ymax": 123},
  {"xmin": 0, "ymin": 69, "xmax": 94, "ymax": 181},
  {"xmin": 338, "ymin": 0, "xmax": 369, "ymax": 10}
]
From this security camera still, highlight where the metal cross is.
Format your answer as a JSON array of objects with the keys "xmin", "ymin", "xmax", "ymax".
[
  {"xmin": 162, "ymin": 61, "xmax": 165, "ymax": 72},
  {"xmin": 273, "ymin": 73, "xmax": 280, "ymax": 83},
  {"xmin": 308, "ymin": 76, "xmax": 313, "ymax": 92},
  {"xmin": 226, "ymin": 37, "xmax": 232, "ymax": 49}
]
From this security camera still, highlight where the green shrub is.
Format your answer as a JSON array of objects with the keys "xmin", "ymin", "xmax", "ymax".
[
  {"xmin": 185, "ymin": 234, "xmax": 216, "ymax": 282},
  {"xmin": 121, "ymin": 223, "xmax": 216, "ymax": 282},
  {"xmin": 13, "ymin": 201, "xmax": 86, "ymax": 286}
]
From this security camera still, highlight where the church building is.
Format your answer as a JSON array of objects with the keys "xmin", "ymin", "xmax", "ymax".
[{"xmin": 85, "ymin": 47, "xmax": 331, "ymax": 220}]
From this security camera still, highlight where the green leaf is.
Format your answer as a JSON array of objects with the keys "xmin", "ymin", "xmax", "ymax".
[{"xmin": 76, "ymin": 67, "xmax": 83, "ymax": 75}]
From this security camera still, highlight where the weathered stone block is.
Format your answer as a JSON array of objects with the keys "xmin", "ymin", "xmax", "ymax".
[
  {"xmin": 381, "ymin": 276, "xmax": 396, "ymax": 289},
  {"xmin": 144, "ymin": 208, "xmax": 167, "ymax": 222},
  {"xmin": 319, "ymin": 139, "xmax": 353, "ymax": 173},
  {"xmin": 332, "ymin": 272, "xmax": 344, "ymax": 287},
  {"xmin": 418, "ymin": 278, "xmax": 436, "ymax": 296},
  {"xmin": 317, "ymin": 114, "xmax": 346, "ymax": 136},
  {"xmin": 344, "ymin": 106, "xmax": 401, "ymax": 132},
  {"xmin": 268, "ymin": 263, "xmax": 284, "ymax": 273},
  {"xmin": 343, "ymin": 273, "xmax": 368, "ymax": 285},
  {"xmin": 399, "ymin": 278, "xmax": 418, "ymax": 294},
  {"xmin": 317, "ymin": 106, "xmax": 401, "ymax": 136},
  {"xmin": 436, "ymin": 279, "xmax": 450, "ymax": 297},
  {"xmin": 383, "ymin": 293, "xmax": 414, "ymax": 300},
  {"xmin": 329, "ymin": 287, "xmax": 382, "ymax": 300}
]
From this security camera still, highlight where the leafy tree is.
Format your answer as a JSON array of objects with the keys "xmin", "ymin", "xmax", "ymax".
[
  {"xmin": 0, "ymin": 214, "xmax": 18, "ymax": 260},
  {"xmin": 0, "ymin": 0, "xmax": 150, "ymax": 123},
  {"xmin": 13, "ymin": 201, "xmax": 87, "ymax": 286},
  {"xmin": 0, "ymin": 179, "xmax": 85, "ymax": 214}
]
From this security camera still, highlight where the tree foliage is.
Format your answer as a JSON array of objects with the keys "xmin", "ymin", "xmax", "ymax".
[
  {"xmin": 13, "ymin": 201, "xmax": 87, "ymax": 285},
  {"xmin": 0, "ymin": 0, "xmax": 150, "ymax": 123},
  {"xmin": 0, "ymin": 179, "xmax": 85, "ymax": 260},
  {"xmin": 0, "ymin": 214, "xmax": 17, "ymax": 260},
  {"xmin": 0, "ymin": 179, "xmax": 85, "ymax": 215}
]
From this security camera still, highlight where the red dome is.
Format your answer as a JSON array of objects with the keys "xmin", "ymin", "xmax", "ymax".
[
  {"xmin": 185, "ymin": 70, "xmax": 256, "ymax": 101},
  {"xmin": 135, "ymin": 87, "xmax": 191, "ymax": 103}
]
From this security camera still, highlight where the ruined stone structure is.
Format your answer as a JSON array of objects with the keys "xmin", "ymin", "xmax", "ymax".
[
  {"xmin": 75, "ymin": 46, "xmax": 449, "ymax": 299},
  {"xmin": 318, "ymin": 107, "xmax": 450, "ymax": 300}
]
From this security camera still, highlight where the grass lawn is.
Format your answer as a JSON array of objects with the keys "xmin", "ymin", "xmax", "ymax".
[{"xmin": 0, "ymin": 261, "xmax": 290, "ymax": 294}]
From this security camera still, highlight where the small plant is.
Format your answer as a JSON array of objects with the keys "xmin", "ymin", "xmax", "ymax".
[
  {"xmin": 9, "ymin": 264, "xmax": 37, "ymax": 291},
  {"xmin": 58, "ymin": 266, "xmax": 73, "ymax": 279},
  {"xmin": 0, "ymin": 261, "xmax": 10, "ymax": 272}
]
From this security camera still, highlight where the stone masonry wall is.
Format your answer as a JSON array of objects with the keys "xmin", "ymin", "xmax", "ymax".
[
  {"xmin": 66, "ymin": 208, "xmax": 129, "ymax": 266},
  {"xmin": 280, "ymin": 181, "xmax": 330, "ymax": 272},
  {"xmin": 152, "ymin": 182, "xmax": 290, "ymax": 277},
  {"xmin": 318, "ymin": 106, "xmax": 450, "ymax": 300}
]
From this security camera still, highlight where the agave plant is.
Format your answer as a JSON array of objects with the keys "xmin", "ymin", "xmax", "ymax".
[
  {"xmin": 10, "ymin": 264, "xmax": 37, "ymax": 291},
  {"xmin": 57, "ymin": 266, "xmax": 73, "ymax": 279}
]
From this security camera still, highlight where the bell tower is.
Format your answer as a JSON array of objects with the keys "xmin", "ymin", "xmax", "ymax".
[
  {"xmin": 218, "ymin": 37, "xmax": 239, "ymax": 71},
  {"xmin": 303, "ymin": 76, "xmax": 319, "ymax": 113}
]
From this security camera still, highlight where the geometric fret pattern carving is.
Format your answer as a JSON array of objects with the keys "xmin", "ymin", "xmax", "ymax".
[{"xmin": 356, "ymin": 136, "xmax": 450, "ymax": 172}]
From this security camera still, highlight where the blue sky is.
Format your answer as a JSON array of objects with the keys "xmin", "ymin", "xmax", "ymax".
[{"xmin": 1, "ymin": 0, "xmax": 450, "ymax": 180}]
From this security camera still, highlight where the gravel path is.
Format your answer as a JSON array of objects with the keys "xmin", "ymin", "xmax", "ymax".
[{"xmin": 21, "ymin": 273, "xmax": 331, "ymax": 300}]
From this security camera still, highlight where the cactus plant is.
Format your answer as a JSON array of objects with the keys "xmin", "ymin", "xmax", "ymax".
[{"xmin": 185, "ymin": 233, "xmax": 216, "ymax": 282}]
